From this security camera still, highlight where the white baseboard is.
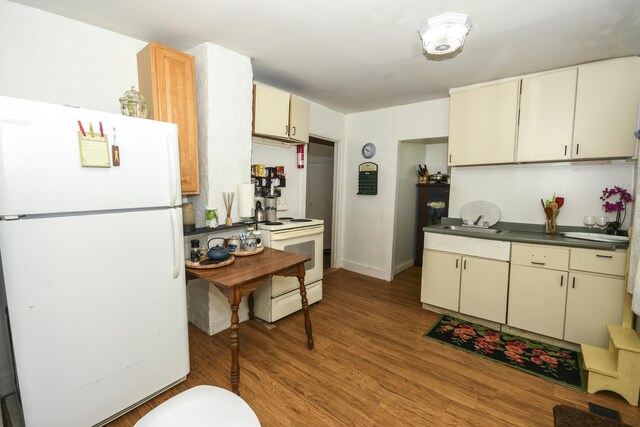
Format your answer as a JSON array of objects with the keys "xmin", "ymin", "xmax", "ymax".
[
  {"xmin": 341, "ymin": 259, "xmax": 389, "ymax": 281},
  {"xmin": 393, "ymin": 259, "xmax": 414, "ymax": 276}
]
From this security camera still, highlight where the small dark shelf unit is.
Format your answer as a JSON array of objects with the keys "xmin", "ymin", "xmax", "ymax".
[{"xmin": 415, "ymin": 183, "xmax": 450, "ymax": 265}]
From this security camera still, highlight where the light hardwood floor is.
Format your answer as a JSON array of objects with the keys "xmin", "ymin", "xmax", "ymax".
[{"xmin": 109, "ymin": 267, "xmax": 640, "ymax": 426}]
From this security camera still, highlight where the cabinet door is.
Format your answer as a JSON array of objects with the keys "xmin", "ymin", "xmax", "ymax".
[
  {"xmin": 253, "ymin": 85, "xmax": 290, "ymax": 139},
  {"xmin": 448, "ymin": 80, "xmax": 519, "ymax": 166},
  {"xmin": 138, "ymin": 43, "xmax": 200, "ymax": 194},
  {"xmin": 573, "ymin": 57, "xmax": 640, "ymax": 159},
  {"xmin": 564, "ymin": 272, "xmax": 624, "ymax": 347},
  {"xmin": 507, "ymin": 265, "xmax": 568, "ymax": 339},
  {"xmin": 420, "ymin": 250, "xmax": 461, "ymax": 311},
  {"xmin": 289, "ymin": 95, "xmax": 310, "ymax": 143},
  {"xmin": 459, "ymin": 257, "xmax": 509, "ymax": 323},
  {"xmin": 516, "ymin": 69, "xmax": 577, "ymax": 162}
]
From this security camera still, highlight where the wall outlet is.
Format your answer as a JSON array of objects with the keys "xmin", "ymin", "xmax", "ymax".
[{"xmin": 277, "ymin": 196, "xmax": 288, "ymax": 211}]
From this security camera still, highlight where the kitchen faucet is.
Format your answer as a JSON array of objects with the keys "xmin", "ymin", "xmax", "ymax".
[{"xmin": 473, "ymin": 215, "xmax": 483, "ymax": 226}]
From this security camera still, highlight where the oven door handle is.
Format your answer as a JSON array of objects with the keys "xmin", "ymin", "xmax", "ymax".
[{"xmin": 269, "ymin": 226, "xmax": 323, "ymax": 241}]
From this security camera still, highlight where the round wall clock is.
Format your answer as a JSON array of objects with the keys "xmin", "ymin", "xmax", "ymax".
[{"xmin": 362, "ymin": 143, "xmax": 376, "ymax": 159}]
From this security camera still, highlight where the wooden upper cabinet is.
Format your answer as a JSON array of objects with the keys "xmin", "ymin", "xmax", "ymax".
[
  {"xmin": 573, "ymin": 57, "xmax": 640, "ymax": 160},
  {"xmin": 516, "ymin": 69, "xmax": 577, "ymax": 162},
  {"xmin": 448, "ymin": 80, "xmax": 519, "ymax": 166},
  {"xmin": 137, "ymin": 42, "xmax": 199, "ymax": 194},
  {"xmin": 253, "ymin": 84, "xmax": 310, "ymax": 143}
]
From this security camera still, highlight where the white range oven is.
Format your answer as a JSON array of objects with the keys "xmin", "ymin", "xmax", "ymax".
[{"xmin": 252, "ymin": 218, "xmax": 324, "ymax": 322}]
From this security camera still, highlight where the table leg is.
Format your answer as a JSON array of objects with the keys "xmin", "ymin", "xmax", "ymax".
[
  {"xmin": 297, "ymin": 264, "xmax": 314, "ymax": 350},
  {"xmin": 229, "ymin": 293, "xmax": 241, "ymax": 395},
  {"xmin": 248, "ymin": 293, "xmax": 254, "ymax": 320}
]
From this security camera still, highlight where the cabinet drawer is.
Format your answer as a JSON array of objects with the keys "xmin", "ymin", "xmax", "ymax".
[
  {"xmin": 570, "ymin": 248, "xmax": 626, "ymax": 276},
  {"xmin": 510, "ymin": 243, "xmax": 569, "ymax": 270}
]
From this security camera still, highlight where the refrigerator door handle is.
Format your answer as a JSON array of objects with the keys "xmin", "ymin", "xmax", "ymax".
[
  {"xmin": 166, "ymin": 134, "xmax": 180, "ymax": 207},
  {"xmin": 170, "ymin": 209, "xmax": 181, "ymax": 279}
]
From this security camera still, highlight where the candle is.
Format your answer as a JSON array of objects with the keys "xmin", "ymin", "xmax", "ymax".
[{"xmin": 182, "ymin": 202, "xmax": 196, "ymax": 233}]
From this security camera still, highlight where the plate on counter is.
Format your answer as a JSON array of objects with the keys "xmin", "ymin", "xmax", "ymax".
[
  {"xmin": 562, "ymin": 232, "xmax": 629, "ymax": 243},
  {"xmin": 460, "ymin": 201, "xmax": 501, "ymax": 227}
]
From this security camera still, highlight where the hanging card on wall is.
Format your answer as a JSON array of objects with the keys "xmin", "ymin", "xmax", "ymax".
[{"xmin": 78, "ymin": 131, "xmax": 111, "ymax": 168}]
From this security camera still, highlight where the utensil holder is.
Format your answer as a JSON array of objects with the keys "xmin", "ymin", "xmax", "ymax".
[{"xmin": 545, "ymin": 215, "xmax": 556, "ymax": 234}]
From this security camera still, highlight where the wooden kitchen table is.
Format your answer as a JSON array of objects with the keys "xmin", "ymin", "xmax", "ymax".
[{"xmin": 185, "ymin": 247, "xmax": 314, "ymax": 395}]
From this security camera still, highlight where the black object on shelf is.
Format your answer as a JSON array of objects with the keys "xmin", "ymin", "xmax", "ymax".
[
  {"xmin": 415, "ymin": 183, "xmax": 450, "ymax": 266},
  {"xmin": 183, "ymin": 222, "xmax": 251, "ymax": 237}
]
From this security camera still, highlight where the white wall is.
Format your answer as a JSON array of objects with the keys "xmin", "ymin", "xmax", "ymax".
[
  {"xmin": 394, "ymin": 141, "xmax": 427, "ymax": 273},
  {"xmin": 0, "ymin": 1, "xmax": 145, "ymax": 113},
  {"xmin": 449, "ymin": 161, "xmax": 636, "ymax": 228},
  {"xmin": 426, "ymin": 140, "xmax": 449, "ymax": 176},
  {"xmin": 186, "ymin": 42, "xmax": 254, "ymax": 335},
  {"xmin": 343, "ymin": 99, "xmax": 450, "ymax": 280}
]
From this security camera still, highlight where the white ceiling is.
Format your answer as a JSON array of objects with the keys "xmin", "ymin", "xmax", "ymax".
[{"xmin": 10, "ymin": 0, "xmax": 640, "ymax": 113}]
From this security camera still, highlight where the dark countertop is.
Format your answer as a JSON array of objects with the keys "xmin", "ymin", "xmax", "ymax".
[{"xmin": 423, "ymin": 218, "xmax": 628, "ymax": 251}]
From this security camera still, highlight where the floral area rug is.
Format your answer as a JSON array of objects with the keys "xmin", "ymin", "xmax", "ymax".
[{"xmin": 425, "ymin": 315, "xmax": 585, "ymax": 390}]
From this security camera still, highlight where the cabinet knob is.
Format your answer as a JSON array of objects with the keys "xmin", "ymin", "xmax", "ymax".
[
  {"xmin": 531, "ymin": 261, "xmax": 546, "ymax": 266},
  {"xmin": 560, "ymin": 276, "xmax": 563, "ymax": 287},
  {"xmin": 596, "ymin": 254, "xmax": 613, "ymax": 259},
  {"xmin": 291, "ymin": 126, "xmax": 297, "ymax": 136},
  {"xmin": 284, "ymin": 125, "xmax": 289, "ymax": 135}
]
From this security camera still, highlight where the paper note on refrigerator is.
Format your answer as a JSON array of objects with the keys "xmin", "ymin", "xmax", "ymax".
[{"xmin": 78, "ymin": 131, "xmax": 111, "ymax": 168}]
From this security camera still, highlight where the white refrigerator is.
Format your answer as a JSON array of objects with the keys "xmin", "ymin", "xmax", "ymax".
[{"xmin": 0, "ymin": 96, "xmax": 190, "ymax": 426}]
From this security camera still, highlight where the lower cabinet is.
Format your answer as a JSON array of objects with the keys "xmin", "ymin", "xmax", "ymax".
[
  {"xmin": 421, "ymin": 249, "xmax": 509, "ymax": 323},
  {"xmin": 421, "ymin": 237, "xmax": 626, "ymax": 348},
  {"xmin": 507, "ymin": 243, "xmax": 626, "ymax": 348},
  {"xmin": 564, "ymin": 272, "xmax": 625, "ymax": 347},
  {"xmin": 507, "ymin": 264, "xmax": 568, "ymax": 339}
]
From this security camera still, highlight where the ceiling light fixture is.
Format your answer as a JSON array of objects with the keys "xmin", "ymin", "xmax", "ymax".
[{"xmin": 418, "ymin": 12, "xmax": 473, "ymax": 61}]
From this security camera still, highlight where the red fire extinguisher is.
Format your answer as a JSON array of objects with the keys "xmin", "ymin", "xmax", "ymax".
[{"xmin": 296, "ymin": 144, "xmax": 304, "ymax": 168}]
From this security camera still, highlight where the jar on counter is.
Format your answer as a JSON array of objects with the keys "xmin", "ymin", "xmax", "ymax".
[
  {"xmin": 226, "ymin": 235, "xmax": 241, "ymax": 253},
  {"xmin": 190, "ymin": 239, "xmax": 201, "ymax": 261},
  {"xmin": 206, "ymin": 207, "xmax": 219, "ymax": 229}
]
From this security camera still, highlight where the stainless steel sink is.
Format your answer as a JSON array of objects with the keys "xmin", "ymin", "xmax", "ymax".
[{"xmin": 439, "ymin": 225, "xmax": 504, "ymax": 234}]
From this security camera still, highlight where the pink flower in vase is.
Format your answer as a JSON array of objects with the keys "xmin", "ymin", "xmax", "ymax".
[{"xmin": 600, "ymin": 186, "xmax": 634, "ymax": 231}]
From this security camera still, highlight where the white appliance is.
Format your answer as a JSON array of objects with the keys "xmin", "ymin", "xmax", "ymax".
[
  {"xmin": 0, "ymin": 96, "xmax": 189, "ymax": 427},
  {"xmin": 253, "ymin": 219, "xmax": 323, "ymax": 322}
]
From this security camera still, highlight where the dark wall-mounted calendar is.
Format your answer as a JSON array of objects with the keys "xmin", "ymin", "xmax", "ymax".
[{"xmin": 357, "ymin": 162, "xmax": 378, "ymax": 195}]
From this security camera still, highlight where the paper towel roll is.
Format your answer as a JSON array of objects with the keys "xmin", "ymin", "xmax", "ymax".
[{"xmin": 237, "ymin": 183, "xmax": 255, "ymax": 218}]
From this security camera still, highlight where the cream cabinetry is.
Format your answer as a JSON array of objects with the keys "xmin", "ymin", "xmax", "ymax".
[
  {"xmin": 421, "ymin": 250, "xmax": 509, "ymax": 323},
  {"xmin": 508, "ymin": 243, "xmax": 626, "ymax": 348},
  {"xmin": 565, "ymin": 248, "xmax": 626, "ymax": 347},
  {"xmin": 458, "ymin": 257, "xmax": 509, "ymax": 323},
  {"xmin": 508, "ymin": 244, "xmax": 570, "ymax": 339},
  {"xmin": 448, "ymin": 80, "xmax": 520, "ymax": 166},
  {"xmin": 137, "ymin": 42, "xmax": 199, "ymax": 194},
  {"xmin": 252, "ymin": 84, "xmax": 310, "ymax": 143},
  {"xmin": 421, "ymin": 250, "xmax": 461, "ymax": 311},
  {"xmin": 516, "ymin": 69, "xmax": 577, "ymax": 162},
  {"xmin": 421, "ymin": 233, "xmax": 510, "ymax": 322},
  {"xmin": 450, "ymin": 57, "xmax": 640, "ymax": 166},
  {"xmin": 573, "ymin": 57, "xmax": 640, "ymax": 160}
]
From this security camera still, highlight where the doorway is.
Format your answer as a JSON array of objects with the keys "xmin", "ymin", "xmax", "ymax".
[
  {"xmin": 306, "ymin": 136, "xmax": 335, "ymax": 270},
  {"xmin": 393, "ymin": 137, "xmax": 449, "ymax": 277}
]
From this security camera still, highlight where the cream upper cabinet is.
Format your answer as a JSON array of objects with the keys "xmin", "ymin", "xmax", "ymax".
[
  {"xmin": 516, "ymin": 69, "xmax": 577, "ymax": 162},
  {"xmin": 458, "ymin": 257, "xmax": 509, "ymax": 323},
  {"xmin": 253, "ymin": 85, "xmax": 290, "ymax": 140},
  {"xmin": 420, "ymin": 250, "xmax": 461, "ymax": 311},
  {"xmin": 448, "ymin": 80, "xmax": 520, "ymax": 166},
  {"xmin": 289, "ymin": 95, "xmax": 310, "ymax": 143},
  {"xmin": 572, "ymin": 57, "xmax": 640, "ymax": 160},
  {"xmin": 253, "ymin": 85, "xmax": 310, "ymax": 143}
]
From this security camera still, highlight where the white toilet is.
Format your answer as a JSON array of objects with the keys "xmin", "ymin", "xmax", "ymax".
[{"xmin": 134, "ymin": 385, "xmax": 261, "ymax": 427}]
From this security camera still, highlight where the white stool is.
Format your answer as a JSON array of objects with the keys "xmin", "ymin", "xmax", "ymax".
[{"xmin": 135, "ymin": 385, "xmax": 261, "ymax": 427}]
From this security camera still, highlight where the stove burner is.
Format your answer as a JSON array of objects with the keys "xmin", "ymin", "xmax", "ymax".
[
  {"xmin": 291, "ymin": 218, "xmax": 312, "ymax": 222},
  {"xmin": 278, "ymin": 217, "xmax": 294, "ymax": 220},
  {"xmin": 264, "ymin": 221, "xmax": 283, "ymax": 226}
]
